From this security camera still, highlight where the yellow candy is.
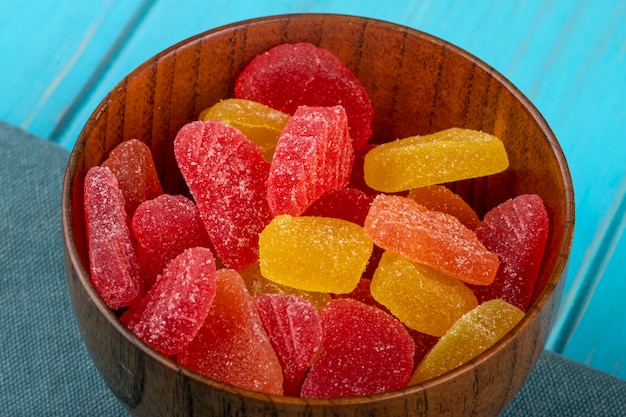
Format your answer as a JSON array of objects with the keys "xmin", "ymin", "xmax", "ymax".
[
  {"xmin": 199, "ymin": 98, "xmax": 289, "ymax": 160},
  {"xmin": 370, "ymin": 251, "xmax": 477, "ymax": 337},
  {"xmin": 363, "ymin": 128, "xmax": 509, "ymax": 192},
  {"xmin": 259, "ymin": 215, "xmax": 373, "ymax": 294},
  {"xmin": 239, "ymin": 263, "xmax": 332, "ymax": 310},
  {"xmin": 410, "ymin": 299, "xmax": 525, "ymax": 384}
]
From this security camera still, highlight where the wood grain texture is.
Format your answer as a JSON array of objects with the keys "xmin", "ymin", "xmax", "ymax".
[{"xmin": 62, "ymin": 14, "xmax": 574, "ymax": 416}]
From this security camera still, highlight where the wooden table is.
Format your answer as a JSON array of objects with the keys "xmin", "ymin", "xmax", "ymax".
[{"xmin": 2, "ymin": 0, "xmax": 624, "ymax": 381}]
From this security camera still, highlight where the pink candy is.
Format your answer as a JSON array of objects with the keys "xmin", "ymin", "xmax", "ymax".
[
  {"xmin": 84, "ymin": 166, "xmax": 142, "ymax": 310},
  {"xmin": 266, "ymin": 105, "xmax": 354, "ymax": 217},
  {"xmin": 256, "ymin": 293, "xmax": 322, "ymax": 396},
  {"xmin": 123, "ymin": 247, "xmax": 217, "ymax": 356},
  {"xmin": 174, "ymin": 120, "xmax": 273, "ymax": 270},
  {"xmin": 470, "ymin": 194, "xmax": 550, "ymax": 310},
  {"xmin": 132, "ymin": 194, "xmax": 211, "ymax": 290}
]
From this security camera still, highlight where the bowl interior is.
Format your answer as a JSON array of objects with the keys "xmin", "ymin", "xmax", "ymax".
[{"xmin": 63, "ymin": 13, "xmax": 574, "ymax": 417}]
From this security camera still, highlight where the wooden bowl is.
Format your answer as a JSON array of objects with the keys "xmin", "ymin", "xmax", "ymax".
[{"xmin": 62, "ymin": 14, "xmax": 574, "ymax": 417}]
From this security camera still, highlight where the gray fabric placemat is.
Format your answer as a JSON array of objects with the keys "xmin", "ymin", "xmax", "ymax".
[{"xmin": 1, "ymin": 120, "xmax": 624, "ymax": 416}]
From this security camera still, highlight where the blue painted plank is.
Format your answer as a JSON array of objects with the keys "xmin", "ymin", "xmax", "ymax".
[
  {"xmin": 0, "ymin": 0, "xmax": 149, "ymax": 139},
  {"xmin": 556, "ymin": 175, "xmax": 626, "ymax": 379}
]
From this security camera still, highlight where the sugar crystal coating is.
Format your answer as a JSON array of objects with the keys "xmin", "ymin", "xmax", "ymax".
[
  {"xmin": 300, "ymin": 298, "xmax": 414, "ymax": 398},
  {"xmin": 364, "ymin": 194, "xmax": 499, "ymax": 285},
  {"xmin": 199, "ymin": 98, "xmax": 290, "ymax": 161},
  {"xmin": 469, "ymin": 194, "xmax": 550, "ymax": 310},
  {"xmin": 176, "ymin": 269, "xmax": 283, "ymax": 395},
  {"xmin": 259, "ymin": 215, "xmax": 373, "ymax": 294},
  {"xmin": 234, "ymin": 42, "xmax": 374, "ymax": 147},
  {"xmin": 84, "ymin": 166, "xmax": 142, "ymax": 310},
  {"xmin": 407, "ymin": 185, "xmax": 480, "ymax": 230},
  {"xmin": 174, "ymin": 120, "xmax": 273, "ymax": 270},
  {"xmin": 267, "ymin": 105, "xmax": 354, "ymax": 216},
  {"xmin": 410, "ymin": 299, "xmax": 525, "ymax": 384},
  {"xmin": 102, "ymin": 139, "xmax": 163, "ymax": 217},
  {"xmin": 132, "ymin": 194, "xmax": 211, "ymax": 290},
  {"xmin": 363, "ymin": 128, "xmax": 509, "ymax": 193},
  {"xmin": 255, "ymin": 293, "xmax": 322, "ymax": 396},
  {"xmin": 125, "ymin": 247, "xmax": 216, "ymax": 356},
  {"xmin": 371, "ymin": 251, "xmax": 478, "ymax": 337},
  {"xmin": 239, "ymin": 263, "xmax": 331, "ymax": 311}
]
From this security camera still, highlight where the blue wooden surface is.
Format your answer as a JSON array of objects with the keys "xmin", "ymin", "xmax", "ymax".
[{"xmin": 2, "ymin": 0, "xmax": 625, "ymax": 380}]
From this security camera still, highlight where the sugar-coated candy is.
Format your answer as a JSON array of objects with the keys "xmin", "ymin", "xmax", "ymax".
[
  {"xmin": 303, "ymin": 187, "xmax": 372, "ymax": 226},
  {"xmin": 255, "ymin": 293, "xmax": 322, "ymax": 396},
  {"xmin": 177, "ymin": 269, "xmax": 283, "ymax": 395},
  {"xmin": 300, "ymin": 298, "xmax": 414, "ymax": 398},
  {"xmin": 332, "ymin": 278, "xmax": 440, "ymax": 368},
  {"xmin": 266, "ymin": 105, "xmax": 354, "ymax": 216},
  {"xmin": 234, "ymin": 42, "xmax": 373, "ymax": 147},
  {"xmin": 174, "ymin": 120, "xmax": 273, "ymax": 270},
  {"xmin": 239, "ymin": 263, "xmax": 331, "ymax": 311},
  {"xmin": 371, "ymin": 251, "xmax": 478, "ymax": 336},
  {"xmin": 407, "ymin": 185, "xmax": 480, "ymax": 230},
  {"xmin": 469, "ymin": 194, "xmax": 550, "ymax": 311},
  {"xmin": 131, "ymin": 194, "xmax": 212, "ymax": 290},
  {"xmin": 364, "ymin": 194, "xmax": 499, "ymax": 285},
  {"xmin": 199, "ymin": 98, "xmax": 289, "ymax": 161},
  {"xmin": 84, "ymin": 166, "xmax": 142, "ymax": 310},
  {"xmin": 259, "ymin": 215, "xmax": 373, "ymax": 294},
  {"xmin": 124, "ymin": 247, "xmax": 216, "ymax": 356},
  {"xmin": 410, "ymin": 299, "xmax": 525, "ymax": 384},
  {"xmin": 332, "ymin": 277, "xmax": 391, "ymax": 314},
  {"xmin": 363, "ymin": 128, "xmax": 509, "ymax": 193},
  {"xmin": 102, "ymin": 139, "xmax": 163, "ymax": 217},
  {"xmin": 348, "ymin": 144, "xmax": 378, "ymax": 195}
]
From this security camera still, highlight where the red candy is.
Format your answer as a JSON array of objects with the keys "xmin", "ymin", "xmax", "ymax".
[
  {"xmin": 84, "ymin": 166, "xmax": 143, "ymax": 310},
  {"xmin": 132, "ymin": 194, "xmax": 211, "ymax": 290},
  {"xmin": 300, "ymin": 298, "xmax": 414, "ymax": 398},
  {"xmin": 469, "ymin": 194, "xmax": 550, "ymax": 310},
  {"xmin": 349, "ymin": 144, "xmax": 378, "ymax": 196},
  {"xmin": 407, "ymin": 329, "xmax": 440, "ymax": 369},
  {"xmin": 102, "ymin": 139, "xmax": 163, "ymax": 218},
  {"xmin": 255, "ymin": 293, "xmax": 322, "ymax": 396},
  {"xmin": 176, "ymin": 269, "xmax": 284, "ymax": 395},
  {"xmin": 174, "ymin": 120, "xmax": 273, "ymax": 270},
  {"xmin": 124, "ymin": 247, "xmax": 216, "ymax": 356},
  {"xmin": 234, "ymin": 42, "xmax": 374, "ymax": 147},
  {"xmin": 267, "ymin": 105, "xmax": 354, "ymax": 216},
  {"xmin": 332, "ymin": 278, "xmax": 391, "ymax": 314},
  {"xmin": 303, "ymin": 187, "xmax": 372, "ymax": 226}
]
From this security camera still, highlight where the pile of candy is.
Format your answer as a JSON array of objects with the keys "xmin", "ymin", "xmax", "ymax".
[{"xmin": 83, "ymin": 42, "xmax": 550, "ymax": 398}]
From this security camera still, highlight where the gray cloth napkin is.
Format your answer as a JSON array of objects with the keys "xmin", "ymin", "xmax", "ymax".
[{"xmin": 1, "ymin": 120, "xmax": 624, "ymax": 416}]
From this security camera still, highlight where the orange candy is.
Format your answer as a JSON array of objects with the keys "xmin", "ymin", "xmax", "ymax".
[
  {"xmin": 176, "ymin": 269, "xmax": 283, "ymax": 395},
  {"xmin": 407, "ymin": 185, "xmax": 480, "ymax": 230},
  {"xmin": 364, "ymin": 194, "xmax": 499, "ymax": 285}
]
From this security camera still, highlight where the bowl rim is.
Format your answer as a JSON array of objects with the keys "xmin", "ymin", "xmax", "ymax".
[{"xmin": 61, "ymin": 12, "xmax": 575, "ymax": 407}]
